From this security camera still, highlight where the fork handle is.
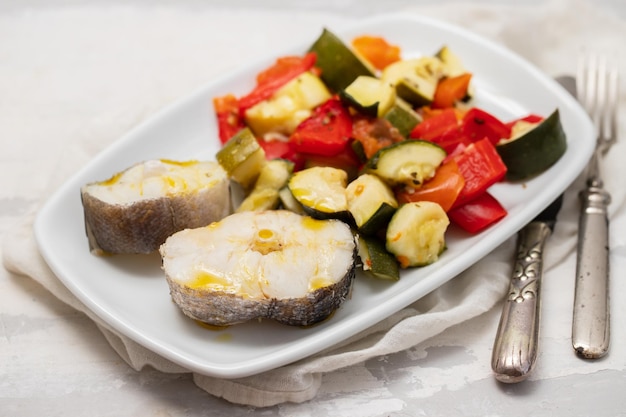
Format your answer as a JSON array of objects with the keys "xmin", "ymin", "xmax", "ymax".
[
  {"xmin": 572, "ymin": 185, "xmax": 611, "ymax": 358},
  {"xmin": 492, "ymin": 222, "xmax": 551, "ymax": 383}
]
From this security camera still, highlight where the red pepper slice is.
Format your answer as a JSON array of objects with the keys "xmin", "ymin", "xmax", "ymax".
[
  {"xmin": 288, "ymin": 98, "xmax": 353, "ymax": 157},
  {"xmin": 213, "ymin": 94, "xmax": 246, "ymax": 144},
  {"xmin": 410, "ymin": 108, "xmax": 470, "ymax": 153},
  {"xmin": 238, "ymin": 52, "xmax": 317, "ymax": 114},
  {"xmin": 452, "ymin": 137, "xmax": 507, "ymax": 207},
  {"xmin": 461, "ymin": 107, "xmax": 512, "ymax": 145},
  {"xmin": 448, "ymin": 192, "xmax": 507, "ymax": 233},
  {"xmin": 257, "ymin": 138, "xmax": 305, "ymax": 168},
  {"xmin": 396, "ymin": 159, "xmax": 465, "ymax": 212},
  {"xmin": 432, "ymin": 73, "xmax": 472, "ymax": 109}
]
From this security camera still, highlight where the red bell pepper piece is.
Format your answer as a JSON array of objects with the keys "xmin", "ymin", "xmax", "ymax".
[
  {"xmin": 396, "ymin": 159, "xmax": 466, "ymax": 212},
  {"xmin": 257, "ymin": 138, "xmax": 305, "ymax": 169},
  {"xmin": 452, "ymin": 137, "xmax": 507, "ymax": 207},
  {"xmin": 461, "ymin": 107, "xmax": 512, "ymax": 145},
  {"xmin": 448, "ymin": 192, "xmax": 507, "ymax": 233},
  {"xmin": 238, "ymin": 52, "xmax": 317, "ymax": 114},
  {"xmin": 410, "ymin": 108, "xmax": 470, "ymax": 153},
  {"xmin": 213, "ymin": 94, "xmax": 246, "ymax": 144},
  {"xmin": 432, "ymin": 73, "xmax": 473, "ymax": 109},
  {"xmin": 289, "ymin": 98, "xmax": 353, "ymax": 157}
]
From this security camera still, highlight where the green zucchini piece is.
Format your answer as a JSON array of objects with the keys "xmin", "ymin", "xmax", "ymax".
[
  {"xmin": 386, "ymin": 201, "xmax": 449, "ymax": 268},
  {"xmin": 340, "ymin": 75, "xmax": 396, "ymax": 117},
  {"xmin": 278, "ymin": 186, "xmax": 305, "ymax": 214},
  {"xmin": 244, "ymin": 72, "xmax": 331, "ymax": 137},
  {"xmin": 216, "ymin": 127, "xmax": 266, "ymax": 189},
  {"xmin": 435, "ymin": 45, "xmax": 466, "ymax": 77},
  {"xmin": 287, "ymin": 166, "xmax": 352, "ymax": 222},
  {"xmin": 236, "ymin": 159, "xmax": 294, "ymax": 212},
  {"xmin": 357, "ymin": 234, "xmax": 400, "ymax": 281},
  {"xmin": 346, "ymin": 174, "xmax": 397, "ymax": 235},
  {"xmin": 308, "ymin": 28, "xmax": 376, "ymax": 92},
  {"xmin": 383, "ymin": 98, "xmax": 422, "ymax": 137},
  {"xmin": 363, "ymin": 140, "xmax": 446, "ymax": 188},
  {"xmin": 496, "ymin": 109, "xmax": 567, "ymax": 181},
  {"xmin": 381, "ymin": 57, "xmax": 444, "ymax": 107}
]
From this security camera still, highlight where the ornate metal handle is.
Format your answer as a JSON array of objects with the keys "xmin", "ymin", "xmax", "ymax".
[
  {"xmin": 491, "ymin": 222, "xmax": 551, "ymax": 383},
  {"xmin": 572, "ymin": 184, "xmax": 611, "ymax": 358}
]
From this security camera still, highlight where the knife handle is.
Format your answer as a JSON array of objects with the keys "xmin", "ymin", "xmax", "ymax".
[
  {"xmin": 492, "ymin": 222, "xmax": 551, "ymax": 383},
  {"xmin": 572, "ymin": 185, "xmax": 611, "ymax": 359}
]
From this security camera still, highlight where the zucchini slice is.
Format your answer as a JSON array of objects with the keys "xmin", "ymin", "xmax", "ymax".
[
  {"xmin": 346, "ymin": 174, "xmax": 397, "ymax": 235},
  {"xmin": 386, "ymin": 201, "xmax": 449, "ymax": 268},
  {"xmin": 244, "ymin": 72, "xmax": 331, "ymax": 137},
  {"xmin": 216, "ymin": 127, "xmax": 266, "ymax": 190},
  {"xmin": 381, "ymin": 57, "xmax": 444, "ymax": 107},
  {"xmin": 308, "ymin": 28, "xmax": 376, "ymax": 92},
  {"xmin": 278, "ymin": 186, "xmax": 305, "ymax": 214},
  {"xmin": 340, "ymin": 75, "xmax": 396, "ymax": 117},
  {"xmin": 496, "ymin": 109, "xmax": 567, "ymax": 181},
  {"xmin": 287, "ymin": 166, "xmax": 351, "ymax": 222},
  {"xmin": 363, "ymin": 140, "xmax": 446, "ymax": 188},
  {"xmin": 357, "ymin": 234, "xmax": 400, "ymax": 281},
  {"xmin": 435, "ymin": 45, "xmax": 466, "ymax": 77},
  {"xmin": 383, "ymin": 98, "xmax": 422, "ymax": 137},
  {"xmin": 236, "ymin": 159, "xmax": 294, "ymax": 212}
]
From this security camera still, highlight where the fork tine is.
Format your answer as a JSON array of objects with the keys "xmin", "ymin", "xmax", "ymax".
[{"xmin": 577, "ymin": 52, "xmax": 619, "ymax": 153}]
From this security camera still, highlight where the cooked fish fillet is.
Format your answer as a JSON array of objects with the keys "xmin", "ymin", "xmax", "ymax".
[
  {"xmin": 160, "ymin": 210, "xmax": 357, "ymax": 327},
  {"xmin": 81, "ymin": 159, "xmax": 230, "ymax": 255}
]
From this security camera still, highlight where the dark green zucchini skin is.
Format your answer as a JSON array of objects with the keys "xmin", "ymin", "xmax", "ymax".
[
  {"xmin": 308, "ymin": 28, "xmax": 375, "ymax": 93},
  {"xmin": 496, "ymin": 109, "xmax": 567, "ymax": 181},
  {"xmin": 357, "ymin": 234, "xmax": 400, "ymax": 281}
]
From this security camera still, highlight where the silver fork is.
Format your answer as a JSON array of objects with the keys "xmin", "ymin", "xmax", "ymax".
[{"xmin": 572, "ymin": 53, "xmax": 619, "ymax": 359}]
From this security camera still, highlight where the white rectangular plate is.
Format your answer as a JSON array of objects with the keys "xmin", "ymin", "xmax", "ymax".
[{"xmin": 34, "ymin": 13, "xmax": 594, "ymax": 379}]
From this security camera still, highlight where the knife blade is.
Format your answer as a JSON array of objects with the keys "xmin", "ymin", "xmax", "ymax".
[{"xmin": 491, "ymin": 75, "xmax": 574, "ymax": 383}]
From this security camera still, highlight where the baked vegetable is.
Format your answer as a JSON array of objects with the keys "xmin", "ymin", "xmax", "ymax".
[
  {"xmin": 357, "ymin": 234, "xmax": 400, "ymax": 281},
  {"xmin": 340, "ymin": 75, "xmax": 396, "ymax": 117},
  {"xmin": 236, "ymin": 159, "xmax": 294, "ymax": 212},
  {"xmin": 346, "ymin": 173, "xmax": 397, "ymax": 235},
  {"xmin": 244, "ymin": 71, "xmax": 331, "ymax": 137},
  {"xmin": 308, "ymin": 28, "xmax": 376, "ymax": 92},
  {"xmin": 287, "ymin": 166, "xmax": 351, "ymax": 222},
  {"xmin": 381, "ymin": 57, "xmax": 445, "ymax": 107},
  {"xmin": 386, "ymin": 201, "xmax": 450, "ymax": 267},
  {"xmin": 216, "ymin": 127, "xmax": 266, "ymax": 189},
  {"xmin": 363, "ymin": 139, "xmax": 447, "ymax": 187},
  {"xmin": 496, "ymin": 109, "xmax": 567, "ymax": 181}
]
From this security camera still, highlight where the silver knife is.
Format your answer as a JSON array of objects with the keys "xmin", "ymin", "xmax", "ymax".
[{"xmin": 491, "ymin": 75, "xmax": 574, "ymax": 383}]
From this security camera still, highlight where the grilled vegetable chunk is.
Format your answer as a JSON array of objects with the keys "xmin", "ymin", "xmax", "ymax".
[
  {"xmin": 288, "ymin": 166, "xmax": 351, "ymax": 222},
  {"xmin": 386, "ymin": 201, "xmax": 449, "ymax": 267},
  {"xmin": 160, "ymin": 210, "xmax": 357, "ymax": 327},
  {"xmin": 363, "ymin": 140, "xmax": 446, "ymax": 188},
  {"xmin": 81, "ymin": 159, "xmax": 230, "ymax": 255},
  {"xmin": 346, "ymin": 174, "xmax": 397, "ymax": 235}
]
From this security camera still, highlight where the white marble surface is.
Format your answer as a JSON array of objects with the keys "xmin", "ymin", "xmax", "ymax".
[{"xmin": 2, "ymin": 0, "xmax": 626, "ymax": 415}]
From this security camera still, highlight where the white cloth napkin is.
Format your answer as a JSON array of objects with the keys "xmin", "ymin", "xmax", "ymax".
[{"xmin": 3, "ymin": 0, "xmax": 625, "ymax": 407}]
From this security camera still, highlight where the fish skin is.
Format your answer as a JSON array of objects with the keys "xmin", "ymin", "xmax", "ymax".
[{"xmin": 166, "ymin": 255, "xmax": 356, "ymax": 327}]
